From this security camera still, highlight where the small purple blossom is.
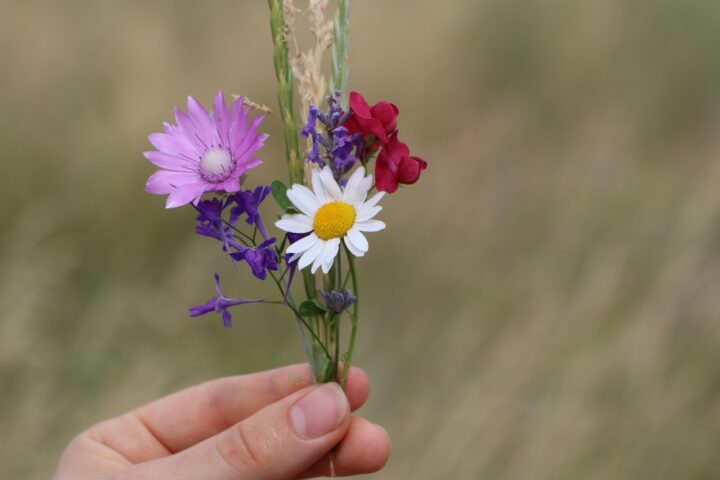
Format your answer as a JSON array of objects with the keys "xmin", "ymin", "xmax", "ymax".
[
  {"xmin": 189, "ymin": 274, "xmax": 264, "ymax": 327},
  {"xmin": 194, "ymin": 198, "xmax": 242, "ymax": 253},
  {"xmin": 321, "ymin": 289, "xmax": 357, "ymax": 315},
  {"xmin": 229, "ymin": 185, "xmax": 272, "ymax": 240},
  {"xmin": 145, "ymin": 92, "xmax": 268, "ymax": 208},
  {"xmin": 230, "ymin": 238, "xmax": 279, "ymax": 280}
]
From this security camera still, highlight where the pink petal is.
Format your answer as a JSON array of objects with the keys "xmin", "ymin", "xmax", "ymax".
[
  {"xmin": 145, "ymin": 170, "xmax": 197, "ymax": 195},
  {"xmin": 143, "ymin": 151, "xmax": 196, "ymax": 171},
  {"xmin": 212, "ymin": 91, "xmax": 230, "ymax": 142},
  {"xmin": 187, "ymin": 96, "xmax": 220, "ymax": 147},
  {"xmin": 165, "ymin": 182, "xmax": 209, "ymax": 209}
]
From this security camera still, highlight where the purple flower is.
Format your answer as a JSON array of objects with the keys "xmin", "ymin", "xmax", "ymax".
[
  {"xmin": 145, "ymin": 92, "xmax": 268, "ymax": 208},
  {"xmin": 189, "ymin": 274, "xmax": 264, "ymax": 327},
  {"xmin": 321, "ymin": 289, "xmax": 357, "ymax": 314},
  {"xmin": 229, "ymin": 185, "xmax": 272, "ymax": 239},
  {"xmin": 230, "ymin": 238, "xmax": 279, "ymax": 280},
  {"xmin": 193, "ymin": 198, "xmax": 242, "ymax": 253}
]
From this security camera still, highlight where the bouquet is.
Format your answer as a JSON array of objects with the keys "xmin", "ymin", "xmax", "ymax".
[{"xmin": 143, "ymin": 0, "xmax": 427, "ymax": 384}]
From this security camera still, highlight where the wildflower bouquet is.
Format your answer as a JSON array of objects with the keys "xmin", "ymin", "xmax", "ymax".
[{"xmin": 144, "ymin": 0, "xmax": 426, "ymax": 384}]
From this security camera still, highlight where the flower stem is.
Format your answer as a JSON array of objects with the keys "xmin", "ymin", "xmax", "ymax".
[
  {"xmin": 331, "ymin": 0, "xmax": 351, "ymax": 104},
  {"xmin": 341, "ymin": 244, "xmax": 359, "ymax": 386},
  {"xmin": 267, "ymin": 0, "xmax": 303, "ymax": 185}
]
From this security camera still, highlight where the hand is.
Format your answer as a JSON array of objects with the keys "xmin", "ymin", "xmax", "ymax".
[{"xmin": 52, "ymin": 364, "xmax": 391, "ymax": 479}]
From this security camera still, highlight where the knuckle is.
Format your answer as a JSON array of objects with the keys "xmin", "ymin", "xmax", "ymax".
[{"xmin": 217, "ymin": 421, "xmax": 271, "ymax": 478}]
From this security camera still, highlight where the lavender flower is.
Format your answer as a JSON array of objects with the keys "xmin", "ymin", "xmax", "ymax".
[
  {"xmin": 189, "ymin": 274, "xmax": 264, "ymax": 327},
  {"xmin": 321, "ymin": 289, "xmax": 357, "ymax": 315},
  {"xmin": 301, "ymin": 92, "xmax": 359, "ymax": 181},
  {"xmin": 145, "ymin": 92, "xmax": 268, "ymax": 208}
]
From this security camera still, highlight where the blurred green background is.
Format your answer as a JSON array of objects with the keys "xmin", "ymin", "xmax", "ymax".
[{"xmin": 3, "ymin": 0, "xmax": 720, "ymax": 478}]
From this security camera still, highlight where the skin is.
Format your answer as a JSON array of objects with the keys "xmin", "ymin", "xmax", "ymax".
[{"xmin": 52, "ymin": 364, "xmax": 391, "ymax": 479}]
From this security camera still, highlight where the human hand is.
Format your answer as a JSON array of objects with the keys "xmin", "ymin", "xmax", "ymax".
[{"xmin": 52, "ymin": 364, "xmax": 390, "ymax": 479}]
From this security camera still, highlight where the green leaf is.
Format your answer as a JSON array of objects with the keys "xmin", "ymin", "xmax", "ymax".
[
  {"xmin": 299, "ymin": 299, "xmax": 327, "ymax": 317},
  {"xmin": 271, "ymin": 180, "xmax": 293, "ymax": 211}
]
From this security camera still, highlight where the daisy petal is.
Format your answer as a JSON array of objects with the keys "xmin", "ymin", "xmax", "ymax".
[
  {"xmin": 287, "ymin": 185, "xmax": 321, "ymax": 216},
  {"xmin": 342, "ymin": 166, "xmax": 366, "ymax": 204},
  {"xmin": 319, "ymin": 166, "xmax": 343, "ymax": 200},
  {"xmin": 355, "ymin": 219, "xmax": 386, "ymax": 232},
  {"xmin": 275, "ymin": 214, "xmax": 313, "ymax": 234},
  {"xmin": 346, "ymin": 228, "xmax": 369, "ymax": 253},
  {"xmin": 299, "ymin": 239, "xmax": 324, "ymax": 270},
  {"xmin": 356, "ymin": 205, "xmax": 382, "ymax": 222},
  {"xmin": 319, "ymin": 238, "xmax": 340, "ymax": 274},
  {"xmin": 343, "ymin": 235, "xmax": 365, "ymax": 257},
  {"xmin": 364, "ymin": 191, "xmax": 385, "ymax": 210},
  {"xmin": 311, "ymin": 168, "xmax": 332, "ymax": 203},
  {"xmin": 287, "ymin": 233, "xmax": 320, "ymax": 255}
]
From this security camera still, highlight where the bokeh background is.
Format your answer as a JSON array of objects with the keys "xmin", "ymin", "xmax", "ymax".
[{"xmin": 3, "ymin": 0, "xmax": 720, "ymax": 478}]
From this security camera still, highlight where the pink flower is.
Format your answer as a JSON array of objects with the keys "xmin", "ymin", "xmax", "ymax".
[
  {"xmin": 145, "ymin": 92, "xmax": 267, "ymax": 208},
  {"xmin": 375, "ymin": 133, "xmax": 427, "ymax": 193}
]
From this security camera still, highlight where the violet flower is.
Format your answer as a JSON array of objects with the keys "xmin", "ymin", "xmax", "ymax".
[
  {"xmin": 229, "ymin": 185, "xmax": 272, "ymax": 240},
  {"xmin": 230, "ymin": 238, "xmax": 279, "ymax": 280},
  {"xmin": 189, "ymin": 274, "xmax": 264, "ymax": 327},
  {"xmin": 194, "ymin": 198, "xmax": 242, "ymax": 254}
]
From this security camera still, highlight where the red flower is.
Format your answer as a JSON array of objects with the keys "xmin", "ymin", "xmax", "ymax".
[
  {"xmin": 375, "ymin": 133, "xmax": 427, "ymax": 193},
  {"xmin": 345, "ymin": 91, "xmax": 399, "ymax": 144}
]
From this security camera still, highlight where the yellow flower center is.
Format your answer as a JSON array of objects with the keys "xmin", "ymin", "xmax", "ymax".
[{"xmin": 313, "ymin": 201, "xmax": 356, "ymax": 240}]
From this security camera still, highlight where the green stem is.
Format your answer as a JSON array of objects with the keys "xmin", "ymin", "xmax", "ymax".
[
  {"xmin": 331, "ymin": 0, "xmax": 351, "ymax": 103},
  {"xmin": 268, "ymin": 0, "xmax": 303, "ymax": 185},
  {"xmin": 268, "ymin": 269, "xmax": 332, "ymax": 360},
  {"xmin": 341, "ymin": 244, "xmax": 359, "ymax": 386}
]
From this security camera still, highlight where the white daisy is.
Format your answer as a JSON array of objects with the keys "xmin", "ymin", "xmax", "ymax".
[{"xmin": 275, "ymin": 166, "xmax": 386, "ymax": 274}]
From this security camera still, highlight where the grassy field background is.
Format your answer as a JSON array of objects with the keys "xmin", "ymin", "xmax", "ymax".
[{"xmin": 2, "ymin": 1, "xmax": 720, "ymax": 478}]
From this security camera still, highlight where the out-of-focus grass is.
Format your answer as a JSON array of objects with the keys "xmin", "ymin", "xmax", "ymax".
[{"xmin": 2, "ymin": 1, "xmax": 720, "ymax": 478}]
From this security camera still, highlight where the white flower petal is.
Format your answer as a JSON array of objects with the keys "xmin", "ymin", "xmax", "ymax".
[
  {"xmin": 342, "ymin": 166, "xmax": 366, "ymax": 204},
  {"xmin": 287, "ymin": 185, "xmax": 320, "ymax": 216},
  {"xmin": 289, "ymin": 252, "xmax": 302, "ymax": 263},
  {"xmin": 356, "ymin": 205, "xmax": 382, "ymax": 222},
  {"xmin": 363, "ymin": 191, "xmax": 385, "ymax": 210},
  {"xmin": 355, "ymin": 219, "xmax": 386, "ymax": 232},
  {"xmin": 354, "ymin": 175, "xmax": 374, "ymax": 204},
  {"xmin": 346, "ymin": 228, "xmax": 369, "ymax": 253},
  {"xmin": 343, "ymin": 235, "xmax": 365, "ymax": 257},
  {"xmin": 275, "ymin": 214, "xmax": 313, "ymax": 234},
  {"xmin": 319, "ymin": 166, "xmax": 343, "ymax": 201},
  {"xmin": 286, "ymin": 233, "xmax": 320, "ymax": 255},
  {"xmin": 319, "ymin": 238, "xmax": 340, "ymax": 274},
  {"xmin": 311, "ymin": 239, "xmax": 334, "ymax": 273},
  {"xmin": 311, "ymin": 168, "xmax": 332, "ymax": 204},
  {"xmin": 299, "ymin": 239, "xmax": 325, "ymax": 270}
]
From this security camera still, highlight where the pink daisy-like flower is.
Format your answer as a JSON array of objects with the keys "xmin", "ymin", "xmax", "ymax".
[{"xmin": 145, "ymin": 92, "xmax": 268, "ymax": 208}]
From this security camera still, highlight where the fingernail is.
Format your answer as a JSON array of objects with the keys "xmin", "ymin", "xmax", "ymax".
[{"xmin": 291, "ymin": 383, "xmax": 348, "ymax": 438}]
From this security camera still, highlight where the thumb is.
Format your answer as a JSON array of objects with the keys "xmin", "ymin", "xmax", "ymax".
[{"xmin": 130, "ymin": 382, "xmax": 350, "ymax": 480}]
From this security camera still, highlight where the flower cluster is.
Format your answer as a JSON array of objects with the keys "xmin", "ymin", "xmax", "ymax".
[
  {"xmin": 145, "ymin": 86, "xmax": 427, "ymax": 383},
  {"xmin": 302, "ymin": 91, "xmax": 427, "ymax": 193}
]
